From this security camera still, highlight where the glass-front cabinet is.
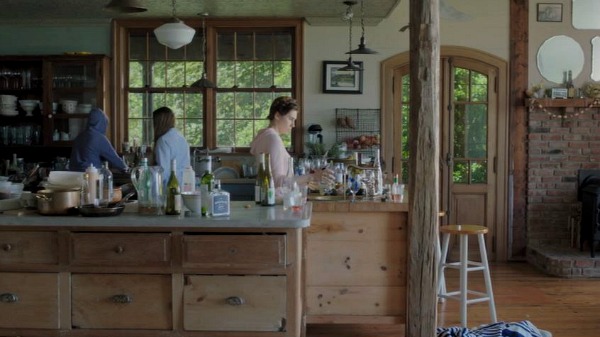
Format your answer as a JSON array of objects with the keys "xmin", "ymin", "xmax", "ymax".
[{"xmin": 0, "ymin": 54, "xmax": 110, "ymax": 149}]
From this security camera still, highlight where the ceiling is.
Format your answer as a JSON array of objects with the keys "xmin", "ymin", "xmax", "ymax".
[{"xmin": 0, "ymin": 0, "xmax": 402, "ymax": 26}]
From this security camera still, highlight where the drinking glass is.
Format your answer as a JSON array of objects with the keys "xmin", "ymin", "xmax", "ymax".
[{"xmin": 347, "ymin": 172, "xmax": 361, "ymax": 202}]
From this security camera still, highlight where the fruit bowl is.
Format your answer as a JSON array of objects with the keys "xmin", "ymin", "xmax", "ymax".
[{"xmin": 19, "ymin": 100, "xmax": 39, "ymax": 116}]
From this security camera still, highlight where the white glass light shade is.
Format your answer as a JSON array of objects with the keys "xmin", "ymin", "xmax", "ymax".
[{"xmin": 154, "ymin": 19, "xmax": 196, "ymax": 50}]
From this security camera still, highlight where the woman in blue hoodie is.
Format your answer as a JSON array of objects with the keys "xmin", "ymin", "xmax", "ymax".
[{"xmin": 69, "ymin": 108, "xmax": 128, "ymax": 172}]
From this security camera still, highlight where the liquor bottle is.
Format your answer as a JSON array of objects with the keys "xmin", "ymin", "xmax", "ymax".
[
  {"xmin": 391, "ymin": 174, "xmax": 401, "ymax": 202},
  {"xmin": 261, "ymin": 153, "xmax": 276, "ymax": 206},
  {"xmin": 209, "ymin": 179, "xmax": 230, "ymax": 217},
  {"xmin": 99, "ymin": 161, "xmax": 113, "ymax": 206},
  {"xmin": 255, "ymin": 153, "xmax": 265, "ymax": 204},
  {"xmin": 200, "ymin": 156, "xmax": 214, "ymax": 216},
  {"xmin": 165, "ymin": 159, "xmax": 182, "ymax": 215},
  {"xmin": 567, "ymin": 70, "xmax": 575, "ymax": 99}
]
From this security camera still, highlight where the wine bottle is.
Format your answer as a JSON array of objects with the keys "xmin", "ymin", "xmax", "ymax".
[
  {"xmin": 567, "ymin": 70, "xmax": 575, "ymax": 99},
  {"xmin": 200, "ymin": 156, "xmax": 214, "ymax": 216},
  {"xmin": 261, "ymin": 152, "xmax": 276, "ymax": 206},
  {"xmin": 255, "ymin": 153, "xmax": 265, "ymax": 204},
  {"xmin": 165, "ymin": 159, "xmax": 182, "ymax": 215}
]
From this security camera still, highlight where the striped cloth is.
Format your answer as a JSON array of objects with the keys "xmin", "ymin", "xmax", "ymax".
[{"xmin": 437, "ymin": 320, "xmax": 551, "ymax": 337}]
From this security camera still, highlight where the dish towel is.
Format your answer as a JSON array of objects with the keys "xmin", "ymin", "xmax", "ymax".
[{"xmin": 437, "ymin": 320, "xmax": 552, "ymax": 337}]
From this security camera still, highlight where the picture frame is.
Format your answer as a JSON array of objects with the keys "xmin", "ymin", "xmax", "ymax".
[
  {"xmin": 551, "ymin": 87, "xmax": 568, "ymax": 99},
  {"xmin": 322, "ymin": 61, "xmax": 363, "ymax": 94},
  {"xmin": 537, "ymin": 3, "xmax": 563, "ymax": 22}
]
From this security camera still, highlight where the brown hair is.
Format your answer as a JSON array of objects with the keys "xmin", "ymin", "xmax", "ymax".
[
  {"xmin": 153, "ymin": 106, "xmax": 175, "ymax": 144},
  {"xmin": 267, "ymin": 96, "xmax": 298, "ymax": 121}
]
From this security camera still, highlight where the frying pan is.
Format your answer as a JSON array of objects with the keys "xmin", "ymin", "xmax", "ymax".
[{"xmin": 76, "ymin": 191, "xmax": 135, "ymax": 217}]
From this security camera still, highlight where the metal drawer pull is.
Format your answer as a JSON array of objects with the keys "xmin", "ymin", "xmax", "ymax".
[
  {"xmin": 226, "ymin": 296, "xmax": 245, "ymax": 306},
  {"xmin": 114, "ymin": 245, "xmax": 125, "ymax": 254},
  {"xmin": 0, "ymin": 293, "xmax": 19, "ymax": 303},
  {"xmin": 2, "ymin": 244, "xmax": 12, "ymax": 252},
  {"xmin": 111, "ymin": 294, "xmax": 133, "ymax": 304}
]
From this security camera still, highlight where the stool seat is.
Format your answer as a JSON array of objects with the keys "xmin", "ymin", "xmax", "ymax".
[
  {"xmin": 437, "ymin": 224, "xmax": 497, "ymax": 327},
  {"xmin": 440, "ymin": 224, "xmax": 488, "ymax": 235}
]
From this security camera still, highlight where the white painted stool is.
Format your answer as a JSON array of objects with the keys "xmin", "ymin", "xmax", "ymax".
[{"xmin": 437, "ymin": 224, "xmax": 497, "ymax": 327}]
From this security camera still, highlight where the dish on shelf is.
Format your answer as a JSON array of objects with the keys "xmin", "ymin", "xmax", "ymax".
[{"xmin": 213, "ymin": 166, "xmax": 240, "ymax": 180}]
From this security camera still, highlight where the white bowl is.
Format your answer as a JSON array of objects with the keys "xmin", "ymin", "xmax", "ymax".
[
  {"xmin": 77, "ymin": 103, "xmax": 92, "ymax": 114},
  {"xmin": 0, "ymin": 95, "xmax": 17, "ymax": 103},
  {"xmin": 19, "ymin": 100, "xmax": 39, "ymax": 115},
  {"xmin": 182, "ymin": 192, "xmax": 202, "ymax": 214}
]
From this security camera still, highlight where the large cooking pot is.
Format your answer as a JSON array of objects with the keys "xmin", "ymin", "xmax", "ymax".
[{"xmin": 36, "ymin": 189, "xmax": 80, "ymax": 215}]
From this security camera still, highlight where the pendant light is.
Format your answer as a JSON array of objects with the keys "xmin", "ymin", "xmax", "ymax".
[
  {"xmin": 104, "ymin": 0, "xmax": 147, "ymax": 13},
  {"xmin": 154, "ymin": 0, "xmax": 195, "ymax": 50},
  {"xmin": 347, "ymin": 0, "xmax": 378, "ymax": 54},
  {"xmin": 191, "ymin": 13, "xmax": 216, "ymax": 89},
  {"xmin": 339, "ymin": 1, "xmax": 363, "ymax": 72}
]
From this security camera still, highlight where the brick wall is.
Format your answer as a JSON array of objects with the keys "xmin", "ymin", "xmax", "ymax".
[{"xmin": 527, "ymin": 109, "xmax": 600, "ymax": 248}]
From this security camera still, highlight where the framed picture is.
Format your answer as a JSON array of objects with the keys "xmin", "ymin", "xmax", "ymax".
[
  {"xmin": 537, "ymin": 3, "xmax": 562, "ymax": 22},
  {"xmin": 322, "ymin": 61, "xmax": 363, "ymax": 94}
]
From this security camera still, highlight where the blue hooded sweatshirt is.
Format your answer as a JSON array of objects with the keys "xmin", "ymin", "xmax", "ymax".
[{"xmin": 69, "ymin": 108, "xmax": 127, "ymax": 172}]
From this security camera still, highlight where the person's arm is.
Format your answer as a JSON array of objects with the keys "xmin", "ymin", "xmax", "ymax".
[
  {"xmin": 154, "ymin": 137, "xmax": 172, "ymax": 184},
  {"xmin": 262, "ymin": 132, "xmax": 289, "ymax": 188},
  {"xmin": 98, "ymin": 136, "xmax": 128, "ymax": 172}
]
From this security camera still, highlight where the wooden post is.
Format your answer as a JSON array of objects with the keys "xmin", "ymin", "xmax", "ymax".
[{"xmin": 407, "ymin": 0, "xmax": 440, "ymax": 336}]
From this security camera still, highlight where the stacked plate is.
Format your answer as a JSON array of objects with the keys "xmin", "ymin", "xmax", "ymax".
[{"xmin": 0, "ymin": 95, "xmax": 18, "ymax": 116}]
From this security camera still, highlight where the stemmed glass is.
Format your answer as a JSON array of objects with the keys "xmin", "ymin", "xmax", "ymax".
[{"xmin": 347, "ymin": 171, "xmax": 361, "ymax": 202}]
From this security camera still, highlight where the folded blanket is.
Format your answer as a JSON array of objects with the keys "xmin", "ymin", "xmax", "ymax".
[{"xmin": 437, "ymin": 320, "xmax": 551, "ymax": 337}]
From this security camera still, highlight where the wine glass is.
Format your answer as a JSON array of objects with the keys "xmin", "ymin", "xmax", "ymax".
[{"xmin": 347, "ymin": 172, "xmax": 361, "ymax": 202}]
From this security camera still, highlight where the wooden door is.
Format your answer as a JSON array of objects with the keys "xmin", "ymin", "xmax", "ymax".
[{"xmin": 387, "ymin": 51, "xmax": 504, "ymax": 259}]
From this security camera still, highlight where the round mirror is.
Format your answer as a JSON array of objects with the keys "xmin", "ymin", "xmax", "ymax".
[{"xmin": 537, "ymin": 35, "xmax": 584, "ymax": 83}]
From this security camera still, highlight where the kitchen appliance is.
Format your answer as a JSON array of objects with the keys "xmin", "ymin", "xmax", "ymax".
[{"xmin": 307, "ymin": 124, "xmax": 323, "ymax": 144}]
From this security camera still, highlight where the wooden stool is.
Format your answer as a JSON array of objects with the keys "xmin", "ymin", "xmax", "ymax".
[{"xmin": 437, "ymin": 224, "xmax": 497, "ymax": 327}]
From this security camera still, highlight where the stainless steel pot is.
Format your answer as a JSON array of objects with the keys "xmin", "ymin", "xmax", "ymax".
[{"xmin": 36, "ymin": 189, "xmax": 81, "ymax": 215}]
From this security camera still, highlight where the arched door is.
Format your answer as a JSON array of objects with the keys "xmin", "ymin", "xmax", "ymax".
[{"xmin": 381, "ymin": 47, "xmax": 509, "ymax": 260}]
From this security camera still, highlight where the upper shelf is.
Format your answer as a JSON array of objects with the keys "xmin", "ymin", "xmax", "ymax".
[{"xmin": 527, "ymin": 98, "xmax": 600, "ymax": 118}]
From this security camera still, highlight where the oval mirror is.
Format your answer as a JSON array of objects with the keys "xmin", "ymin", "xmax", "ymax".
[{"xmin": 537, "ymin": 35, "xmax": 584, "ymax": 84}]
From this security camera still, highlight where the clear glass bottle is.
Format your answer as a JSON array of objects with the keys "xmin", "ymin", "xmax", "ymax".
[
  {"xmin": 373, "ymin": 148, "xmax": 384, "ymax": 195},
  {"xmin": 255, "ymin": 153, "xmax": 265, "ymax": 204},
  {"xmin": 165, "ymin": 159, "xmax": 182, "ymax": 216},
  {"xmin": 261, "ymin": 152, "xmax": 275, "ymax": 206},
  {"xmin": 391, "ymin": 174, "xmax": 401, "ymax": 202},
  {"xmin": 200, "ymin": 156, "xmax": 214, "ymax": 216},
  {"xmin": 209, "ymin": 179, "xmax": 230, "ymax": 217},
  {"xmin": 99, "ymin": 161, "xmax": 113, "ymax": 206},
  {"xmin": 182, "ymin": 165, "xmax": 196, "ymax": 193}
]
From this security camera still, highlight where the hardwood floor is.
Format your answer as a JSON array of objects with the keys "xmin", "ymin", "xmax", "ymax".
[{"xmin": 308, "ymin": 262, "xmax": 600, "ymax": 337}]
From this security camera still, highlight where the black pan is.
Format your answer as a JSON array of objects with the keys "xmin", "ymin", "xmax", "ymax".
[{"xmin": 77, "ymin": 204, "xmax": 125, "ymax": 217}]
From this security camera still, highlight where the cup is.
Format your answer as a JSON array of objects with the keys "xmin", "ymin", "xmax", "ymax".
[{"xmin": 284, "ymin": 184, "xmax": 308, "ymax": 212}]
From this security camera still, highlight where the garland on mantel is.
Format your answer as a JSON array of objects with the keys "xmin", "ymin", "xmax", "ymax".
[{"xmin": 529, "ymin": 98, "xmax": 600, "ymax": 119}]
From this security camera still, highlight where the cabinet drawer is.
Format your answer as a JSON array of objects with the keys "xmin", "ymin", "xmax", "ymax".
[
  {"xmin": 0, "ymin": 272, "xmax": 60, "ymax": 329},
  {"xmin": 71, "ymin": 233, "xmax": 171, "ymax": 266},
  {"xmin": 183, "ymin": 275, "xmax": 286, "ymax": 331},
  {"xmin": 72, "ymin": 274, "xmax": 172, "ymax": 329},
  {"xmin": 183, "ymin": 235, "xmax": 285, "ymax": 269},
  {"xmin": 0, "ymin": 231, "xmax": 58, "ymax": 265}
]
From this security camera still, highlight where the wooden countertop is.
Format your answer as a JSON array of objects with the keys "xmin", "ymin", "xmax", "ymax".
[{"xmin": 311, "ymin": 199, "xmax": 408, "ymax": 212}]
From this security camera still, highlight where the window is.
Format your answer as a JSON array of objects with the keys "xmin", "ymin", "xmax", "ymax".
[{"xmin": 113, "ymin": 19, "xmax": 303, "ymax": 153}]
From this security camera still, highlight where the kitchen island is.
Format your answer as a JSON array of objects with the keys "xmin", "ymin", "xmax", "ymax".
[
  {"xmin": 306, "ymin": 200, "xmax": 409, "ymax": 337},
  {"xmin": 0, "ymin": 202, "xmax": 310, "ymax": 337}
]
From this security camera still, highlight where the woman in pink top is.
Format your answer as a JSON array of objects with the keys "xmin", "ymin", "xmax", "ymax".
[{"xmin": 250, "ymin": 96, "xmax": 297, "ymax": 188}]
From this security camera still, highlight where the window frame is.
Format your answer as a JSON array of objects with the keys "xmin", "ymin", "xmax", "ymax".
[{"xmin": 111, "ymin": 18, "xmax": 304, "ymax": 154}]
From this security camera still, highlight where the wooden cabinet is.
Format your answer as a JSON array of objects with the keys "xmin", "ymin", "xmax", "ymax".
[
  {"xmin": 306, "ymin": 202, "xmax": 407, "ymax": 335},
  {"xmin": 0, "ymin": 226, "xmax": 303, "ymax": 337},
  {"xmin": 0, "ymin": 55, "xmax": 109, "ymax": 154}
]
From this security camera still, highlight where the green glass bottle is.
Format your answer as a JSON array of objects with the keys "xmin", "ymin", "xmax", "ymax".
[
  {"xmin": 261, "ymin": 153, "xmax": 275, "ymax": 206},
  {"xmin": 200, "ymin": 156, "xmax": 214, "ymax": 216},
  {"xmin": 255, "ymin": 153, "xmax": 265, "ymax": 204},
  {"xmin": 165, "ymin": 159, "xmax": 182, "ymax": 215}
]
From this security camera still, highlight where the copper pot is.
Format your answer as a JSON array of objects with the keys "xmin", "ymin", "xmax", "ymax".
[{"xmin": 36, "ymin": 189, "xmax": 81, "ymax": 215}]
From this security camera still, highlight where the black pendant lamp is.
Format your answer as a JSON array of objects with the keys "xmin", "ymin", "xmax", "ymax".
[
  {"xmin": 104, "ymin": 0, "xmax": 147, "ymax": 13},
  {"xmin": 339, "ymin": 1, "xmax": 363, "ymax": 72},
  {"xmin": 191, "ymin": 13, "xmax": 216, "ymax": 89},
  {"xmin": 347, "ymin": 0, "xmax": 378, "ymax": 55}
]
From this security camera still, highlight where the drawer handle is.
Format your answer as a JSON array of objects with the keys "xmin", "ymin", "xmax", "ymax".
[
  {"xmin": 0, "ymin": 293, "xmax": 19, "ymax": 303},
  {"xmin": 226, "ymin": 296, "xmax": 245, "ymax": 306},
  {"xmin": 2, "ymin": 244, "xmax": 12, "ymax": 252},
  {"xmin": 114, "ymin": 245, "xmax": 125, "ymax": 254},
  {"xmin": 111, "ymin": 294, "xmax": 133, "ymax": 304}
]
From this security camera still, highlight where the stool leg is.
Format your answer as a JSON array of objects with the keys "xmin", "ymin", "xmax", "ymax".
[
  {"xmin": 478, "ymin": 233, "xmax": 497, "ymax": 323},
  {"xmin": 459, "ymin": 234, "xmax": 468, "ymax": 327},
  {"xmin": 436, "ymin": 232, "xmax": 447, "ymax": 302},
  {"xmin": 437, "ymin": 232, "xmax": 450, "ymax": 300}
]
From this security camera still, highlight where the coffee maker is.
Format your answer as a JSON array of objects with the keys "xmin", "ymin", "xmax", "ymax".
[{"xmin": 307, "ymin": 124, "xmax": 323, "ymax": 144}]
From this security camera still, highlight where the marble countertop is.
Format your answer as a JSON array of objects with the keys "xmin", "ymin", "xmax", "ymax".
[{"xmin": 0, "ymin": 201, "xmax": 311, "ymax": 229}]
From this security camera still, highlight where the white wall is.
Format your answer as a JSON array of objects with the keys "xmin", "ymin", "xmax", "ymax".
[{"xmin": 302, "ymin": 0, "xmax": 509, "ymax": 149}]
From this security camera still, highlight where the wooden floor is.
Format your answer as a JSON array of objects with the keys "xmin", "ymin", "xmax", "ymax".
[{"xmin": 308, "ymin": 262, "xmax": 600, "ymax": 337}]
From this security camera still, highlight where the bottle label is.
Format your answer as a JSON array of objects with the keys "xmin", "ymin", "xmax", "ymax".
[
  {"xmin": 174, "ymin": 194, "xmax": 182, "ymax": 213},
  {"xmin": 267, "ymin": 187, "xmax": 275, "ymax": 205},
  {"xmin": 212, "ymin": 194, "xmax": 230, "ymax": 216},
  {"xmin": 255, "ymin": 185, "xmax": 261, "ymax": 203}
]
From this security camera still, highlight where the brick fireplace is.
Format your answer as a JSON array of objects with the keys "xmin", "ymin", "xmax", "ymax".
[{"xmin": 526, "ymin": 108, "xmax": 600, "ymax": 277}]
